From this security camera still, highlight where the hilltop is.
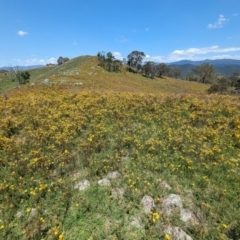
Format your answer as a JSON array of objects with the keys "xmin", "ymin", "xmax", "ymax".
[{"xmin": 0, "ymin": 55, "xmax": 209, "ymax": 94}]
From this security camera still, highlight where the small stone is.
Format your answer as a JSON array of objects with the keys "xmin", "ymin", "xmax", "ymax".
[
  {"xmin": 130, "ymin": 216, "xmax": 143, "ymax": 229},
  {"xmin": 74, "ymin": 180, "xmax": 90, "ymax": 191},
  {"xmin": 42, "ymin": 79, "xmax": 50, "ymax": 84},
  {"xmin": 160, "ymin": 181, "xmax": 172, "ymax": 190},
  {"xmin": 15, "ymin": 211, "xmax": 23, "ymax": 219},
  {"xmin": 180, "ymin": 208, "xmax": 198, "ymax": 225},
  {"xmin": 71, "ymin": 171, "xmax": 82, "ymax": 180},
  {"xmin": 111, "ymin": 188, "xmax": 125, "ymax": 198},
  {"xmin": 162, "ymin": 194, "xmax": 183, "ymax": 215},
  {"xmin": 107, "ymin": 171, "xmax": 120, "ymax": 179},
  {"xmin": 163, "ymin": 225, "xmax": 193, "ymax": 240},
  {"xmin": 29, "ymin": 208, "xmax": 38, "ymax": 217},
  {"xmin": 98, "ymin": 178, "xmax": 111, "ymax": 186},
  {"xmin": 141, "ymin": 195, "xmax": 155, "ymax": 214}
]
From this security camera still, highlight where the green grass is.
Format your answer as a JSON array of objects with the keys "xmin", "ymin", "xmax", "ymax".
[
  {"xmin": 28, "ymin": 56, "xmax": 92, "ymax": 82},
  {"xmin": 0, "ymin": 72, "xmax": 18, "ymax": 92},
  {"xmin": 1, "ymin": 56, "xmax": 239, "ymax": 240},
  {"xmin": 0, "ymin": 88, "xmax": 240, "ymax": 239},
  {"xmin": 2, "ymin": 55, "xmax": 209, "ymax": 94}
]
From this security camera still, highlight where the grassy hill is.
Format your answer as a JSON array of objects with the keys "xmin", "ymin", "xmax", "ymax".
[
  {"xmin": 1, "ymin": 56, "xmax": 209, "ymax": 94},
  {"xmin": 0, "ymin": 56, "xmax": 240, "ymax": 240}
]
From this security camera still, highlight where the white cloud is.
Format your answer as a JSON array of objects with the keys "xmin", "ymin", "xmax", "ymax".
[
  {"xmin": 207, "ymin": 15, "xmax": 229, "ymax": 29},
  {"xmin": 232, "ymin": 13, "xmax": 238, "ymax": 17},
  {"xmin": 18, "ymin": 30, "xmax": 28, "ymax": 36},
  {"xmin": 13, "ymin": 57, "xmax": 57, "ymax": 66},
  {"xmin": 113, "ymin": 52, "xmax": 123, "ymax": 60},
  {"xmin": 169, "ymin": 46, "xmax": 240, "ymax": 60},
  {"xmin": 144, "ymin": 46, "xmax": 240, "ymax": 63},
  {"xmin": 47, "ymin": 57, "xmax": 56, "ymax": 63},
  {"xmin": 143, "ymin": 55, "xmax": 166, "ymax": 63}
]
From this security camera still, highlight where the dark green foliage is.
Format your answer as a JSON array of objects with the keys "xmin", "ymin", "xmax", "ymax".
[
  {"xmin": 57, "ymin": 56, "xmax": 70, "ymax": 65},
  {"xmin": 97, "ymin": 51, "xmax": 122, "ymax": 72},
  {"xmin": 207, "ymin": 76, "xmax": 230, "ymax": 94},
  {"xmin": 195, "ymin": 63, "xmax": 216, "ymax": 83},
  {"xmin": 127, "ymin": 51, "xmax": 145, "ymax": 69},
  {"xmin": 229, "ymin": 72, "xmax": 240, "ymax": 87},
  {"xmin": 155, "ymin": 63, "xmax": 168, "ymax": 78},
  {"xmin": 186, "ymin": 72, "xmax": 201, "ymax": 82},
  {"xmin": 142, "ymin": 61, "xmax": 155, "ymax": 79},
  {"xmin": 16, "ymin": 71, "xmax": 31, "ymax": 84},
  {"xmin": 167, "ymin": 67, "xmax": 181, "ymax": 79}
]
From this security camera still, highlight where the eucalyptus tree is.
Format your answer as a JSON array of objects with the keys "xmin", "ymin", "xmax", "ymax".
[
  {"xmin": 10, "ymin": 66, "xmax": 30, "ymax": 84},
  {"xmin": 127, "ymin": 51, "xmax": 145, "ymax": 69},
  {"xmin": 155, "ymin": 63, "xmax": 168, "ymax": 78},
  {"xmin": 142, "ymin": 61, "xmax": 156, "ymax": 79},
  {"xmin": 195, "ymin": 63, "xmax": 215, "ymax": 83}
]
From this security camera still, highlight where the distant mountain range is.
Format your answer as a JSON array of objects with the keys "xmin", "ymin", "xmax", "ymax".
[
  {"xmin": 168, "ymin": 59, "xmax": 240, "ymax": 66},
  {"xmin": 1, "ymin": 58, "xmax": 240, "ymax": 77},
  {"xmin": 167, "ymin": 59, "xmax": 240, "ymax": 77},
  {"xmin": 0, "ymin": 65, "xmax": 44, "ymax": 71}
]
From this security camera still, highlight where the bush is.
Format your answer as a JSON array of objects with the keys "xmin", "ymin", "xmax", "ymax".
[{"xmin": 207, "ymin": 76, "xmax": 229, "ymax": 94}]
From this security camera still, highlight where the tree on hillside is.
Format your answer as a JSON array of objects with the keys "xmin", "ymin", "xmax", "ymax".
[
  {"xmin": 97, "ymin": 51, "xmax": 122, "ymax": 72},
  {"xmin": 127, "ymin": 51, "xmax": 145, "ymax": 69},
  {"xmin": 106, "ymin": 52, "xmax": 115, "ymax": 62},
  {"xmin": 97, "ymin": 51, "xmax": 106, "ymax": 67},
  {"xmin": 207, "ymin": 76, "xmax": 230, "ymax": 94},
  {"xmin": 155, "ymin": 63, "xmax": 168, "ymax": 78},
  {"xmin": 186, "ymin": 72, "xmax": 201, "ymax": 82},
  {"xmin": 10, "ymin": 67, "xmax": 30, "ymax": 84},
  {"xmin": 142, "ymin": 61, "xmax": 156, "ymax": 79},
  {"xmin": 195, "ymin": 63, "xmax": 215, "ymax": 83},
  {"xmin": 234, "ymin": 77, "xmax": 240, "ymax": 91},
  {"xmin": 57, "ymin": 56, "xmax": 69, "ymax": 65},
  {"xmin": 229, "ymin": 72, "xmax": 240, "ymax": 87},
  {"xmin": 172, "ymin": 67, "xmax": 181, "ymax": 79},
  {"xmin": 122, "ymin": 58, "xmax": 127, "ymax": 65}
]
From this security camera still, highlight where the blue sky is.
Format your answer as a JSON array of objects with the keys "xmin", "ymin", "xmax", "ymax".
[{"xmin": 1, "ymin": 0, "xmax": 240, "ymax": 67}]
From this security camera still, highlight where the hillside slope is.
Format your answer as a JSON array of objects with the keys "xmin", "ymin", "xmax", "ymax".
[
  {"xmin": 1, "ymin": 56, "xmax": 209, "ymax": 94},
  {"xmin": 26, "ymin": 56, "xmax": 208, "ymax": 94}
]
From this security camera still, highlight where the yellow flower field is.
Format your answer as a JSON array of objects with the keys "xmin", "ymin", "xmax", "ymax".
[{"xmin": 0, "ymin": 85, "xmax": 240, "ymax": 239}]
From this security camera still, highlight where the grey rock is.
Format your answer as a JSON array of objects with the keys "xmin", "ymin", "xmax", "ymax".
[
  {"xmin": 74, "ymin": 180, "xmax": 90, "ymax": 191},
  {"xmin": 112, "ymin": 188, "xmax": 125, "ymax": 198},
  {"xmin": 75, "ymin": 82, "xmax": 83, "ymax": 86},
  {"xmin": 141, "ymin": 195, "xmax": 155, "ymax": 214},
  {"xmin": 29, "ymin": 208, "xmax": 38, "ymax": 217},
  {"xmin": 107, "ymin": 171, "xmax": 120, "ymax": 179},
  {"xmin": 161, "ymin": 181, "xmax": 172, "ymax": 190},
  {"xmin": 180, "ymin": 208, "xmax": 198, "ymax": 225},
  {"xmin": 163, "ymin": 225, "xmax": 193, "ymax": 240},
  {"xmin": 130, "ymin": 216, "xmax": 143, "ymax": 229},
  {"xmin": 98, "ymin": 178, "xmax": 111, "ymax": 186},
  {"xmin": 71, "ymin": 171, "xmax": 82, "ymax": 180},
  {"xmin": 15, "ymin": 211, "xmax": 24, "ymax": 219},
  {"xmin": 43, "ymin": 79, "xmax": 50, "ymax": 84},
  {"xmin": 162, "ymin": 194, "xmax": 183, "ymax": 215}
]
